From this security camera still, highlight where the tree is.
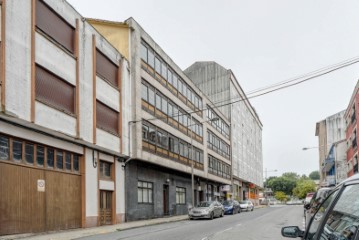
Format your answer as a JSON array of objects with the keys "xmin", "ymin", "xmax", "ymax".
[
  {"xmin": 282, "ymin": 172, "xmax": 300, "ymax": 180},
  {"xmin": 267, "ymin": 176, "xmax": 297, "ymax": 195},
  {"xmin": 275, "ymin": 191, "xmax": 288, "ymax": 202},
  {"xmin": 309, "ymin": 171, "xmax": 320, "ymax": 180},
  {"xmin": 293, "ymin": 179, "xmax": 316, "ymax": 199}
]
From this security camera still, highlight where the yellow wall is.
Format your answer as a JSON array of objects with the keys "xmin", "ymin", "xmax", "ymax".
[{"xmin": 88, "ymin": 20, "xmax": 130, "ymax": 60}]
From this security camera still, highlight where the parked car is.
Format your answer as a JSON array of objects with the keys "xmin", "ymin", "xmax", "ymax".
[
  {"xmin": 281, "ymin": 173, "xmax": 359, "ymax": 239},
  {"xmin": 304, "ymin": 187, "xmax": 333, "ymax": 227},
  {"xmin": 222, "ymin": 200, "xmax": 240, "ymax": 215},
  {"xmin": 188, "ymin": 201, "xmax": 224, "ymax": 220},
  {"xmin": 239, "ymin": 200, "xmax": 254, "ymax": 211},
  {"xmin": 304, "ymin": 192, "xmax": 315, "ymax": 205}
]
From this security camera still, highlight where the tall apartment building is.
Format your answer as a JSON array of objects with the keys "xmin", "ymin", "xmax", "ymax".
[
  {"xmin": 89, "ymin": 18, "xmax": 232, "ymax": 221},
  {"xmin": 0, "ymin": 0, "xmax": 131, "ymax": 235},
  {"xmin": 345, "ymin": 80, "xmax": 359, "ymax": 177},
  {"xmin": 184, "ymin": 62, "xmax": 263, "ymax": 204},
  {"xmin": 315, "ymin": 110, "xmax": 346, "ymax": 185}
]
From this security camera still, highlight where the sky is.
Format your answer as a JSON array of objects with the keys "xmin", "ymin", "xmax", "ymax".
[{"xmin": 67, "ymin": 0, "xmax": 359, "ymax": 177}]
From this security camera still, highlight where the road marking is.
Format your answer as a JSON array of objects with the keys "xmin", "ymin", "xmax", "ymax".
[
  {"xmin": 222, "ymin": 227, "xmax": 233, "ymax": 232},
  {"xmin": 236, "ymin": 223, "xmax": 242, "ymax": 227},
  {"xmin": 201, "ymin": 237, "xmax": 208, "ymax": 240}
]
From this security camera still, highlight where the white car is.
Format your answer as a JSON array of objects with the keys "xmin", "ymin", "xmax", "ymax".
[{"xmin": 239, "ymin": 200, "xmax": 254, "ymax": 211}]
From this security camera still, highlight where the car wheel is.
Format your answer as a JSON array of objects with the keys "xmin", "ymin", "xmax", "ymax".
[
  {"xmin": 247, "ymin": 207, "xmax": 249, "ymax": 212},
  {"xmin": 232, "ymin": 209, "xmax": 235, "ymax": 215},
  {"xmin": 238, "ymin": 208, "xmax": 241, "ymax": 214},
  {"xmin": 210, "ymin": 212, "xmax": 214, "ymax": 220},
  {"xmin": 251, "ymin": 207, "xmax": 254, "ymax": 211}
]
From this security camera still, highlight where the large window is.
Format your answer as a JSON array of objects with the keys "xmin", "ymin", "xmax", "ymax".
[
  {"xmin": 0, "ymin": 134, "xmax": 80, "ymax": 173},
  {"xmin": 36, "ymin": 0, "xmax": 75, "ymax": 53},
  {"xmin": 100, "ymin": 161, "xmax": 112, "ymax": 179},
  {"xmin": 96, "ymin": 100, "xmax": 119, "ymax": 135},
  {"xmin": 208, "ymin": 155, "xmax": 231, "ymax": 179},
  {"xmin": 207, "ymin": 106, "xmax": 230, "ymax": 139},
  {"xmin": 207, "ymin": 131, "xmax": 230, "ymax": 159},
  {"xmin": 138, "ymin": 181, "xmax": 153, "ymax": 204},
  {"xmin": 96, "ymin": 49, "xmax": 119, "ymax": 87},
  {"xmin": 36, "ymin": 65, "xmax": 75, "ymax": 114},
  {"xmin": 176, "ymin": 187, "xmax": 186, "ymax": 204}
]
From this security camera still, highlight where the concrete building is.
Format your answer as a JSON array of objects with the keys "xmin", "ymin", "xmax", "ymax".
[
  {"xmin": 322, "ymin": 140, "xmax": 347, "ymax": 185},
  {"xmin": 184, "ymin": 62, "xmax": 263, "ymax": 204},
  {"xmin": 0, "ymin": 0, "xmax": 130, "ymax": 235},
  {"xmin": 88, "ymin": 19, "xmax": 232, "ymax": 221},
  {"xmin": 315, "ymin": 110, "xmax": 346, "ymax": 185},
  {"xmin": 345, "ymin": 80, "xmax": 359, "ymax": 177}
]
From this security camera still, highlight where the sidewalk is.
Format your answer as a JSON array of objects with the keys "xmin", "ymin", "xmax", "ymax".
[
  {"xmin": 1, "ymin": 205, "xmax": 267, "ymax": 240},
  {"xmin": 0, "ymin": 215, "xmax": 189, "ymax": 240}
]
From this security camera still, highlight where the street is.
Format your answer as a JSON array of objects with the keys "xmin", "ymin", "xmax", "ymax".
[{"xmin": 77, "ymin": 205, "xmax": 304, "ymax": 240}]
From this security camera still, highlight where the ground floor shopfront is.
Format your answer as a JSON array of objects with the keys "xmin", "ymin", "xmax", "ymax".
[
  {"xmin": 124, "ymin": 160, "xmax": 228, "ymax": 221},
  {"xmin": 0, "ymin": 119, "xmax": 126, "ymax": 236}
]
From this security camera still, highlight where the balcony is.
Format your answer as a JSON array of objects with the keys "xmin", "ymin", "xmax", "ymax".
[{"xmin": 352, "ymin": 138, "xmax": 357, "ymax": 149}]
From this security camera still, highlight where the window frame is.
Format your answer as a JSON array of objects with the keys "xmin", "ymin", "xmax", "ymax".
[{"xmin": 138, "ymin": 180, "xmax": 154, "ymax": 204}]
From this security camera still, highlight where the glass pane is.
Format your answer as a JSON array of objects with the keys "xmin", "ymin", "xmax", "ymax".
[
  {"xmin": 37, "ymin": 145, "xmax": 45, "ymax": 166},
  {"xmin": 141, "ymin": 83, "xmax": 148, "ymax": 101},
  {"xmin": 138, "ymin": 188, "xmax": 142, "ymax": 203},
  {"xmin": 148, "ymin": 50, "xmax": 154, "ymax": 68},
  {"xmin": 148, "ymin": 88, "xmax": 155, "ymax": 105},
  {"xmin": 12, "ymin": 140, "xmax": 22, "ymax": 161},
  {"xmin": 161, "ymin": 64, "xmax": 167, "ymax": 80},
  {"xmin": 148, "ymin": 182, "xmax": 153, "ymax": 189},
  {"xmin": 73, "ymin": 154, "xmax": 79, "ymax": 171},
  {"xmin": 25, "ymin": 144, "xmax": 34, "ymax": 164},
  {"xmin": 0, "ymin": 136, "xmax": 9, "ymax": 160},
  {"xmin": 155, "ymin": 57, "xmax": 161, "ymax": 73},
  {"xmin": 149, "ymin": 190, "xmax": 153, "ymax": 203},
  {"xmin": 138, "ymin": 181, "xmax": 142, "ymax": 187},
  {"xmin": 56, "ymin": 150, "xmax": 63, "ymax": 169},
  {"xmin": 149, "ymin": 127, "xmax": 156, "ymax": 143},
  {"xmin": 104, "ymin": 162, "xmax": 111, "ymax": 177},
  {"xmin": 65, "ymin": 152, "xmax": 71, "ymax": 170},
  {"xmin": 162, "ymin": 98, "xmax": 167, "ymax": 114},
  {"xmin": 173, "ymin": 75, "xmax": 178, "ymax": 88},
  {"xmin": 156, "ymin": 94, "xmax": 161, "ymax": 109},
  {"xmin": 140, "ymin": 43, "xmax": 147, "ymax": 61},
  {"xmin": 47, "ymin": 148, "xmax": 54, "ymax": 168},
  {"xmin": 143, "ymin": 189, "xmax": 148, "ymax": 203}
]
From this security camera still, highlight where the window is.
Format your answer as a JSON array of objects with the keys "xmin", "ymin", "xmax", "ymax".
[
  {"xmin": 142, "ymin": 124, "xmax": 149, "ymax": 140},
  {"xmin": 156, "ymin": 94, "xmax": 161, "ymax": 110},
  {"xmin": 317, "ymin": 185, "xmax": 359, "ymax": 240},
  {"xmin": 0, "ymin": 135, "xmax": 9, "ymax": 160},
  {"xmin": 100, "ymin": 161, "xmax": 112, "ymax": 179},
  {"xmin": 161, "ymin": 97, "xmax": 168, "ymax": 114},
  {"xmin": 141, "ymin": 83, "xmax": 148, "ymax": 101},
  {"xmin": 65, "ymin": 152, "xmax": 71, "ymax": 170},
  {"xmin": 47, "ymin": 148, "xmax": 54, "ymax": 168},
  {"xmin": 25, "ymin": 143, "xmax": 34, "ymax": 164},
  {"xmin": 37, "ymin": 145, "xmax": 45, "ymax": 166},
  {"xmin": 12, "ymin": 140, "xmax": 22, "ymax": 161},
  {"xmin": 36, "ymin": 0, "xmax": 75, "ymax": 53},
  {"xmin": 176, "ymin": 187, "xmax": 186, "ymax": 204},
  {"xmin": 148, "ymin": 87, "xmax": 155, "ymax": 105},
  {"xmin": 96, "ymin": 100, "xmax": 119, "ymax": 135},
  {"xmin": 138, "ymin": 181, "xmax": 153, "ymax": 203},
  {"xmin": 173, "ymin": 74, "xmax": 178, "ymax": 88},
  {"xmin": 155, "ymin": 57, "xmax": 161, "ymax": 74},
  {"xmin": 148, "ymin": 125, "xmax": 156, "ymax": 143},
  {"xmin": 56, "ymin": 150, "xmax": 63, "ymax": 169},
  {"xmin": 140, "ymin": 43, "xmax": 147, "ymax": 62},
  {"xmin": 157, "ymin": 131, "xmax": 168, "ymax": 149},
  {"xmin": 148, "ymin": 49, "xmax": 155, "ymax": 69},
  {"xmin": 167, "ymin": 69, "xmax": 173, "ymax": 85},
  {"xmin": 36, "ymin": 65, "xmax": 75, "ymax": 114},
  {"xmin": 161, "ymin": 63, "xmax": 167, "ymax": 80},
  {"xmin": 96, "ymin": 49, "xmax": 118, "ymax": 86},
  {"xmin": 73, "ymin": 154, "xmax": 79, "ymax": 171}
]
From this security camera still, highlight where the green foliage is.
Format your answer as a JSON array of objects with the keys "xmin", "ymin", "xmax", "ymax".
[
  {"xmin": 282, "ymin": 172, "xmax": 300, "ymax": 180},
  {"xmin": 309, "ymin": 171, "xmax": 320, "ymax": 180},
  {"xmin": 274, "ymin": 191, "xmax": 288, "ymax": 202},
  {"xmin": 267, "ymin": 175, "xmax": 297, "ymax": 195},
  {"xmin": 293, "ymin": 179, "xmax": 316, "ymax": 199}
]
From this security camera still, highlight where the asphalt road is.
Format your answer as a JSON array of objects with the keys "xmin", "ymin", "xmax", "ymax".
[{"xmin": 77, "ymin": 205, "xmax": 304, "ymax": 240}]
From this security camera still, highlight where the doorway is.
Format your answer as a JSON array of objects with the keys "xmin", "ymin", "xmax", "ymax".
[
  {"xmin": 163, "ymin": 185, "xmax": 169, "ymax": 216},
  {"xmin": 100, "ymin": 190, "xmax": 112, "ymax": 225}
]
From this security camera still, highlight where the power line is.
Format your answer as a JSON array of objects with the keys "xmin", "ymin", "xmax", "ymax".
[{"xmin": 141, "ymin": 56, "xmax": 359, "ymax": 123}]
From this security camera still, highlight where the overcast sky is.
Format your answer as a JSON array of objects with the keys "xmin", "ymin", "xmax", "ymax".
[{"xmin": 68, "ymin": 0, "xmax": 359, "ymax": 177}]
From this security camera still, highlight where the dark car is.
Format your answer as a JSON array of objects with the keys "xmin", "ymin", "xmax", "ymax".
[
  {"xmin": 281, "ymin": 174, "xmax": 359, "ymax": 239},
  {"xmin": 222, "ymin": 200, "xmax": 240, "ymax": 215},
  {"xmin": 304, "ymin": 187, "xmax": 333, "ymax": 227}
]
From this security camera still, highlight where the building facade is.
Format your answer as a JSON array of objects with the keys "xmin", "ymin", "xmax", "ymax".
[
  {"xmin": 184, "ymin": 62, "xmax": 263, "ymax": 204},
  {"xmin": 0, "ymin": 0, "xmax": 131, "ymax": 235},
  {"xmin": 89, "ymin": 18, "xmax": 232, "ymax": 221},
  {"xmin": 315, "ymin": 110, "xmax": 346, "ymax": 185},
  {"xmin": 345, "ymin": 81, "xmax": 359, "ymax": 177}
]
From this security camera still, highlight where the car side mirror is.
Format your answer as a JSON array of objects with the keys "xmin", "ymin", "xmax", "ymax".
[
  {"xmin": 281, "ymin": 226, "xmax": 304, "ymax": 238},
  {"xmin": 304, "ymin": 203, "xmax": 310, "ymax": 209}
]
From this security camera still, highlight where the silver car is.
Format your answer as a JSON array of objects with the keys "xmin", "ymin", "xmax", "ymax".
[
  {"xmin": 239, "ymin": 200, "xmax": 254, "ymax": 211},
  {"xmin": 188, "ymin": 201, "xmax": 224, "ymax": 220}
]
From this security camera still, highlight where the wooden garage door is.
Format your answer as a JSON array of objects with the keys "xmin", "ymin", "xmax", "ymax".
[{"xmin": 0, "ymin": 163, "xmax": 81, "ymax": 235}]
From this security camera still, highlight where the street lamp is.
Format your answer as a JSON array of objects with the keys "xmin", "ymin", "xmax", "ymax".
[
  {"xmin": 302, "ymin": 147, "xmax": 319, "ymax": 151},
  {"xmin": 189, "ymin": 116, "xmax": 219, "ymax": 207}
]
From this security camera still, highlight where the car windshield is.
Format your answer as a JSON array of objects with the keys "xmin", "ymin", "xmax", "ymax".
[
  {"xmin": 239, "ymin": 201, "xmax": 247, "ymax": 204},
  {"xmin": 197, "ymin": 202, "xmax": 212, "ymax": 207},
  {"xmin": 222, "ymin": 201, "xmax": 232, "ymax": 206}
]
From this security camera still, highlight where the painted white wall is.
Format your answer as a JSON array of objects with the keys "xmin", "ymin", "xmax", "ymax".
[
  {"xmin": 85, "ymin": 148, "xmax": 98, "ymax": 217},
  {"xmin": 96, "ymin": 77, "xmax": 119, "ymax": 112},
  {"xmin": 35, "ymin": 32, "xmax": 76, "ymax": 86},
  {"xmin": 35, "ymin": 102, "xmax": 76, "ymax": 136},
  {"xmin": 121, "ymin": 60, "xmax": 131, "ymax": 156},
  {"xmin": 96, "ymin": 128, "xmax": 120, "ymax": 152},
  {"xmin": 5, "ymin": 0, "xmax": 31, "ymax": 120},
  {"xmin": 116, "ymin": 160, "xmax": 125, "ymax": 217},
  {"xmin": 99, "ymin": 180, "xmax": 114, "ymax": 191}
]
